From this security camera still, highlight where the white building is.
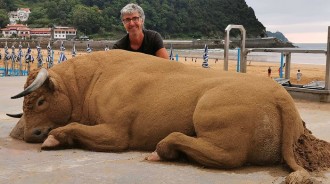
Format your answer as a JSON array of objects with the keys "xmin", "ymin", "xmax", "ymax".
[
  {"xmin": 8, "ymin": 8, "xmax": 31, "ymax": 24},
  {"xmin": 0, "ymin": 24, "xmax": 30, "ymax": 39},
  {"xmin": 53, "ymin": 26, "xmax": 77, "ymax": 40}
]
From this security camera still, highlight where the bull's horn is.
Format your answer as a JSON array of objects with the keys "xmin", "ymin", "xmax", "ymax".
[
  {"xmin": 6, "ymin": 113, "xmax": 23, "ymax": 118},
  {"xmin": 11, "ymin": 68, "xmax": 49, "ymax": 99}
]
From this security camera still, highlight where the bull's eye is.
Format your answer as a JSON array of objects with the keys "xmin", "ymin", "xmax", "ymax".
[
  {"xmin": 34, "ymin": 96, "xmax": 48, "ymax": 112},
  {"xmin": 37, "ymin": 98, "xmax": 45, "ymax": 106}
]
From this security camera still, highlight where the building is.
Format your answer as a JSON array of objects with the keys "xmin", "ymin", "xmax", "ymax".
[
  {"xmin": 17, "ymin": 26, "xmax": 31, "ymax": 39},
  {"xmin": 1, "ymin": 24, "xmax": 30, "ymax": 39},
  {"xmin": 53, "ymin": 26, "xmax": 77, "ymax": 40},
  {"xmin": 9, "ymin": 8, "xmax": 31, "ymax": 24},
  {"xmin": 30, "ymin": 28, "xmax": 52, "ymax": 38},
  {"xmin": 1, "ymin": 24, "xmax": 77, "ymax": 40}
]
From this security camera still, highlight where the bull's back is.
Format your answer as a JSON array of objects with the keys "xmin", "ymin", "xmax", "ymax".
[{"xmin": 53, "ymin": 50, "xmax": 298, "ymax": 154}]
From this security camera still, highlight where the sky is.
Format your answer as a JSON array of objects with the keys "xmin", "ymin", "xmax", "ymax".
[{"xmin": 244, "ymin": 0, "xmax": 330, "ymax": 43}]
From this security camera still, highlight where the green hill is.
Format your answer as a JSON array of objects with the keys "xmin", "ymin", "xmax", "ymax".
[
  {"xmin": 266, "ymin": 31, "xmax": 290, "ymax": 43},
  {"xmin": 1, "ymin": 0, "xmax": 266, "ymax": 40}
]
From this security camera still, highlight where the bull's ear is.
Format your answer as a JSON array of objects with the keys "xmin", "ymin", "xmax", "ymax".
[{"xmin": 47, "ymin": 78, "xmax": 57, "ymax": 92}]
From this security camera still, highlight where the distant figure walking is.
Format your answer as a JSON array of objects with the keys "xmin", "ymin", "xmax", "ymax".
[
  {"xmin": 268, "ymin": 67, "xmax": 272, "ymax": 77},
  {"xmin": 105, "ymin": 45, "xmax": 109, "ymax": 51},
  {"xmin": 296, "ymin": 69, "xmax": 302, "ymax": 83}
]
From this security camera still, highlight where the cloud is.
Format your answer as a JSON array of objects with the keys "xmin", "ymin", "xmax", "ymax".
[{"xmin": 245, "ymin": 0, "xmax": 330, "ymax": 43}]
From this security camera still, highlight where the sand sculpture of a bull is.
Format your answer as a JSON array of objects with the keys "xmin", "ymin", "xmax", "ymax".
[{"xmin": 8, "ymin": 50, "xmax": 330, "ymax": 183}]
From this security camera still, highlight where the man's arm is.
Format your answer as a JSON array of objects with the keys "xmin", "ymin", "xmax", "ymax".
[{"xmin": 156, "ymin": 48, "xmax": 169, "ymax": 59}]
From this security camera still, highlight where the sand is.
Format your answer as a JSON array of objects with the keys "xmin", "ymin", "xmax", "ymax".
[
  {"xmin": 1, "ymin": 50, "xmax": 330, "ymax": 180},
  {"xmin": 177, "ymin": 57, "xmax": 326, "ymax": 85},
  {"xmin": 0, "ymin": 49, "xmax": 327, "ymax": 85}
]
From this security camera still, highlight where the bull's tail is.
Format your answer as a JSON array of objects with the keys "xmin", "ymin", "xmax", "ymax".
[
  {"xmin": 279, "ymin": 98, "xmax": 330, "ymax": 183},
  {"xmin": 278, "ymin": 99, "xmax": 312, "ymax": 183}
]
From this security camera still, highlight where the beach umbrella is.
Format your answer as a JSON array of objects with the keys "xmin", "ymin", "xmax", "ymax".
[
  {"xmin": 169, "ymin": 44, "xmax": 174, "ymax": 60},
  {"xmin": 86, "ymin": 43, "xmax": 92, "ymax": 53},
  {"xmin": 4, "ymin": 42, "xmax": 10, "ymax": 76},
  {"xmin": 72, "ymin": 43, "xmax": 77, "ymax": 57},
  {"xmin": 202, "ymin": 44, "xmax": 209, "ymax": 68},
  {"xmin": 10, "ymin": 45, "xmax": 16, "ymax": 75},
  {"xmin": 36, "ymin": 45, "xmax": 43, "ymax": 68},
  {"xmin": 46, "ymin": 41, "xmax": 54, "ymax": 68},
  {"xmin": 17, "ymin": 43, "xmax": 23, "ymax": 75},
  {"xmin": 25, "ymin": 43, "xmax": 34, "ymax": 63},
  {"xmin": 58, "ymin": 41, "xmax": 67, "ymax": 63},
  {"xmin": 25, "ymin": 43, "xmax": 34, "ymax": 75}
]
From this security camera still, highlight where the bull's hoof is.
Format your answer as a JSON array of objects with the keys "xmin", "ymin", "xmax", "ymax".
[
  {"xmin": 41, "ymin": 135, "xmax": 60, "ymax": 149},
  {"xmin": 285, "ymin": 170, "xmax": 314, "ymax": 184},
  {"xmin": 145, "ymin": 151, "xmax": 162, "ymax": 161}
]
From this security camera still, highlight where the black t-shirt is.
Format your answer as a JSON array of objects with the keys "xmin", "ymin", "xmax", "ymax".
[{"xmin": 112, "ymin": 29, "xmax": 164, "ymax": 56}]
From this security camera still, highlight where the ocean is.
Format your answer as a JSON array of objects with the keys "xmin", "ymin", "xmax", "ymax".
[{"xmin": 172, "ymin": 43, "xmax": 328, "ymax": 65}]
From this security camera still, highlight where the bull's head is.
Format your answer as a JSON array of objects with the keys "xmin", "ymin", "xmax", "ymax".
[{"xmin": 8, "ymin": 68, "xmax": 72, "ymax": 143}]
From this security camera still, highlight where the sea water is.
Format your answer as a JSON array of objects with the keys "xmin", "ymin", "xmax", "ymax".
[{"xmin": 173, "ymin": 43, "xmax": 328, "ymax": 65}]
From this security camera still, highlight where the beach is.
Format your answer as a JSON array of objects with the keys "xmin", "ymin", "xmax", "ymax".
[
  {"xmin": 176, "ymin": 57, "xmax": 326, "ymax": 85},
  {"xmin": 0, "ymin": 49, "xmax": 329, "ymax": 183},
  {"xmin": 0, "ymin": 70, "xmax": 329, "ymax": 184},
  {"xmin": 0, "ymin": 49, "xmax": 327, "ymax": 85}
]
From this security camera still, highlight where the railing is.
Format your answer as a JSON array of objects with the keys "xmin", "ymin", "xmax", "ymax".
[
  {"xmin": 224, "ymin": 25, "xmax": 330, "ymax": 91},
  {"xmin": 246, "ymin": 48, "xmax": 328, "ymax": 88}
]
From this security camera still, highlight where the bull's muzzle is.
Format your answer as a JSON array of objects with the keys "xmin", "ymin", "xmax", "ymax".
[{"xmin": 25, "ymin": 127, "xmax": 53, "ymax": 143}]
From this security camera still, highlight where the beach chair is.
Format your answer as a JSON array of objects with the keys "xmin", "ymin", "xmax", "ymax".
[
  {"xmin": 274, "ymin": 78, "xmax": 291, "ymax": 86},
  {"xmin": 303, "ymin": 81, "xmax": 325, "ymax": 89}
]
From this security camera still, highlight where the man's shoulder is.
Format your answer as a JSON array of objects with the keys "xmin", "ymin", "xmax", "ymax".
[
  {"xmin": 143, "ymin": 29, "xmax": 160, "ymax": 37},
  {"xmin": 113, "ymin": 34, "xmax": 129, "ymax": 49}
]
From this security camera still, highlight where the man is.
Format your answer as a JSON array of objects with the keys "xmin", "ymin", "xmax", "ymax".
[
  {"xmin": 112, "ymin": 3, "xmax": 169, "ymax": 59},
  {"xmin": 268, "ymin": 67, "xmax": 272, "ymax": 77},
  {"xmin": 297, "ymin": 69, "xmax": 302, "ymax": 83}
]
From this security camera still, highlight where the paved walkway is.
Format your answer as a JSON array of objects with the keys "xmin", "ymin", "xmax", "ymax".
[{"xmin": 0, "ymin": 76, "xmax": 329, "ymax": 184}]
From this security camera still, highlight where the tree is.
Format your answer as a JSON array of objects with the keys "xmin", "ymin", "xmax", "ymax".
[
  {"xmin": 72, "ymin": 5, "xmax": 103, "ymax": 35},
  {"xmin": 26, "ymin": 7, "xmax": 47, "ymax": 27},
  {"xmin": 0, "ymin": 0, "xmax": 17, "ymax": 11},
  {"xmin": 8, "ymin": 0, "xmax": 267, "ymax": 39},
  {"xmin": 0, "ymin": 9, "xmax": 9, "ymax": 28}
]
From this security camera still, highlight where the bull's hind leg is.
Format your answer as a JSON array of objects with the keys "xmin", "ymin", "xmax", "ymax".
[{"xmin": 146, "ymin": 132, "xmax": 245, "ymax": 169}]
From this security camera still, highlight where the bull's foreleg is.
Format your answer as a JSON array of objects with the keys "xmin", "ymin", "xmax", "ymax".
[
  {"xmin": 146, "ymin": 132, "xmax": 245, "ymax": 169},
  {"xmin": 41, "ymin": 122, "xmax": 129, "ymax": 152}
]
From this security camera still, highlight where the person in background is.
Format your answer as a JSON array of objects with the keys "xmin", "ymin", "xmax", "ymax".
[
  {"xmin": 297, "ymin": 69, "xmax": 302, "ymax": 83},
  {"xmin": 112, "ymin": 3, "xmax": 168, "ymax": 59},
  {"xmin": 268, "ymin": 66, "xmax": 272, "ymax": 77}
]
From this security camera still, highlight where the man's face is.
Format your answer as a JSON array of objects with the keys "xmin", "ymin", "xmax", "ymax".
[{"xmin": 122, "ymin": 12, "xmax": 143, "ymax": 35}]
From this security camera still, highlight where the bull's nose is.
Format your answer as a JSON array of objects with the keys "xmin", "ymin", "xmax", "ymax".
[
  {"xmin": 26, "ymin": 127, "xmax": 53, "ymax": 143},
  {"xmin": 33, "ymin": 127, "xmax": 52, "ymax": 136},
  {"xmin": 33, "ymin": 129, "xmax": 42, "ymax": 136}
]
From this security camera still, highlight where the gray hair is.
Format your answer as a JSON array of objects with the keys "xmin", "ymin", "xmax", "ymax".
[{"xmin": 120, "ymin": 3, "xmax": 145, "ymax": 22}]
